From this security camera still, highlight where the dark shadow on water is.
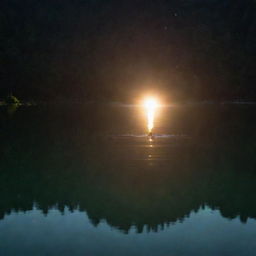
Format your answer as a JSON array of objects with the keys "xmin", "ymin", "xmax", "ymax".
[{"xmin": 1, "ymin": 104, "xmax": 256, "ymax": 233}]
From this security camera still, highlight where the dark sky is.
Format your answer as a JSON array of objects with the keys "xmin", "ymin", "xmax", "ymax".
[{"xmin": 1, "ymin": 0, "xmax": 256, "ymax": 101}]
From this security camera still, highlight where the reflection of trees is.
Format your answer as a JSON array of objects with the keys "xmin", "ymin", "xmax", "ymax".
[{"xmin": 1, "ymin": 106, "xmax": 256, "ymax": 233}]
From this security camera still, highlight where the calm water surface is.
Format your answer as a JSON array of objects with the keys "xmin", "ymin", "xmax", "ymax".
[{"xmin": 0, "ymin": 104, "xmax": 256, "ymax": 256}]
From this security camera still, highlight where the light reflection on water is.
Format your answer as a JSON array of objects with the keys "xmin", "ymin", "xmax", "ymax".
[{"xmin": 1, "ymin": 104, "xmax": 256, "ymax": 255}]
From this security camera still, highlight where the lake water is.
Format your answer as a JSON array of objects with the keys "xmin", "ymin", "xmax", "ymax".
[{"xmin": 1, "ymin": 104, "xmax": 256, "ymax": 256}]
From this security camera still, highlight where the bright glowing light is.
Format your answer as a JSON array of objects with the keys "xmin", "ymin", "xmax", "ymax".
[{"xmin": 143, "ymin": 98, "xmax": 158, "ymax": 134}]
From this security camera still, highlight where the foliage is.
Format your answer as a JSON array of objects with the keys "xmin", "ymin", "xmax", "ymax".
[{"xmin": 4, "ymin": 95, "xmax": 20, "ymax": 105}]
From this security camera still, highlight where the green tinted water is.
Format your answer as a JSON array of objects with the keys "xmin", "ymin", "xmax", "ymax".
[{"xmin": 0, "ymin": 104, "xmax": 256, "ymax": 256}]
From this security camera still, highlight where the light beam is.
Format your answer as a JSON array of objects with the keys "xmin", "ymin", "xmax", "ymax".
[{"xmin": 144, "ymin": 98, "xmax": 158, "ymax": 135}]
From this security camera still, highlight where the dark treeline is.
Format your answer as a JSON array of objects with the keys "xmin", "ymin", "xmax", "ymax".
[
  {"xmin": 1, "ymin": 0, "xmax": 256, "ymax": 102},
  {"xmin": 1, "ymin": 105, "xmax": 256, "ymax": 233}
]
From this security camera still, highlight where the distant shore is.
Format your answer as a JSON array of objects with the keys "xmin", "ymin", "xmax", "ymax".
[{"xmin": 1, "ymin": 99, "xmax": 256, "ymax": 107}]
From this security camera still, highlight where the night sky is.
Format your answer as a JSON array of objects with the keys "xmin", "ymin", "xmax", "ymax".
[{"xmin": 1, "ymin": 0, "xmax": 256, "ymax": 101}]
